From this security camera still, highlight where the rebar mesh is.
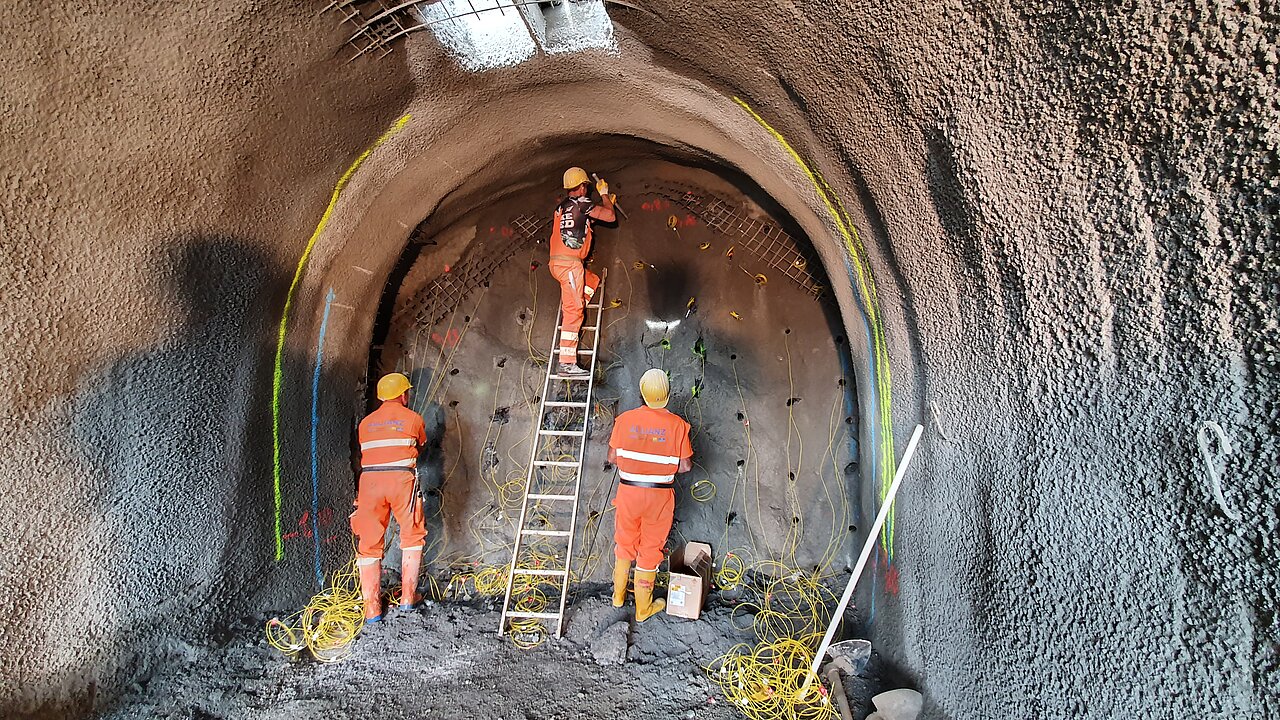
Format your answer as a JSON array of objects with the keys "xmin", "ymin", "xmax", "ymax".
[
  {"xmin": 643, "ymin": 182, "xmax": 826, "ymax": 298},
  {"xmin": 392, "ymin": 214, "xmax": 546, "ymax": 341}
]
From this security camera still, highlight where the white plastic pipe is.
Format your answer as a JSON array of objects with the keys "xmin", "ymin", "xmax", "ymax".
[{"xmin": 804, "ymin": 423, "xmax": 924, "ymax": 692}]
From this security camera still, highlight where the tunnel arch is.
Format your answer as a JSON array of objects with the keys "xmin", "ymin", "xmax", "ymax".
[
  {"xmin": 293, "ymin": 67, "xmax": 925, "ymax": 516},
  {"xmin": 6, "ymin": 1, "xmax": 1274, "ymax": 716}
]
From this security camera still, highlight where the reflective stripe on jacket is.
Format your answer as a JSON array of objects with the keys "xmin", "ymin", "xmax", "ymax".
[
  {"xmin": 357, "ymin": 400, "xmax": 427, "ymax": 471},
  {"xmin": 608, "ymin": 405, "xmax": 692, "ymax": 486}
]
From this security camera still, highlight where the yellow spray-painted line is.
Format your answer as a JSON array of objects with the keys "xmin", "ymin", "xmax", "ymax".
[
  {"xmin": 732, "ymin": 98, "xmax": 899, "ymax": 553},
  {"xmin": 271, "ymin": 114, "xmax": 412, "ymax": 561}
]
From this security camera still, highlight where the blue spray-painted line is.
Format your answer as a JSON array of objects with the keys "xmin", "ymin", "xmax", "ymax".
[
  {"xmin": 838, "ymin": 254, "xmax": 883, "ymax": 625},
  {"xmin": 309, "ymin": 288, "xmax": 336, "ymax": 590},
  {"xmin": 841, "ymin": 255, "xmax": 880, "ymax": 506}
]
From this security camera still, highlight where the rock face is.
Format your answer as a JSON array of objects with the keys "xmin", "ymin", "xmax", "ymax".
[{"xmin": 0, "ymin": 0, "xmax": 1274, "ymax": 718}]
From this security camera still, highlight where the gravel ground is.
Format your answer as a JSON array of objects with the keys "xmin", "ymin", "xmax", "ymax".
[
  {"xmin": 100, "ymin": 588, "xmax": 886, "ymax": 720},
  {"xmin": 103, "ymin": 593, "xmax": 762, "ymax": 719}
]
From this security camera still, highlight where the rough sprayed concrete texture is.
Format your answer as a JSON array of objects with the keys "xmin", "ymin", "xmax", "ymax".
[
  {"xmin": 0, "ymin": 1, "xmax": 411, "ymax": 716},
  {"xmin": 612, "ymin": 2, "xmax": 1277, "ymax": 717},
  {"xmin": 1, "ymin": 0, "xmax": 1276, "ymax": 718}
]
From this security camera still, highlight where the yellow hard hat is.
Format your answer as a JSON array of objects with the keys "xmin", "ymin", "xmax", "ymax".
[
  {"xmin": 563, "ymin": 166, "xmax": 590, "ymax": 189},
  {"xmin": 639, "ymin": 368, "xmax": 669, "ymax": 408},
  {"xmin": 376, "ymin": 372, "xmax": 412, "ymax": 401}
]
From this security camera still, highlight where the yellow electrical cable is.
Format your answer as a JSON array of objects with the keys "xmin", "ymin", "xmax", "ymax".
[
  {"xmin": 264, "ymin": 549, "xmax": 367, "ymax": 664},
  {"xmin": 701, "ymin": 347, "xmax": 853, "ymax": 719},
  {"xmin": 706, "ymin": 568, "xmax": 841, "ymax": 720},
  {"xmin": 716, "ymin": 550, "xmax": 747, "ymax": 591},
  {"xmin": 691, "ymin": 478, "xmax": 717, "ymax": 502},
  {"xmin": 426, "ymin": 287, "xmax": 489, "ymax": 404},
  {"xmin": 603, "ymin": 261, "xmax": 634, "ymax": 335}
]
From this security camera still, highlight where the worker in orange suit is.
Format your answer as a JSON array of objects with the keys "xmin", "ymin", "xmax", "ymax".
[
  {"xmin": 608, "ymin": 368, "xmax": 693, "ymax": 622},
  {"xmin": 350, "ymin": 372, "xmax": 428, "ymax": 624},
  {"xmin": 549, "ymin": 166, "xmax": 616, "ymax": 376}
]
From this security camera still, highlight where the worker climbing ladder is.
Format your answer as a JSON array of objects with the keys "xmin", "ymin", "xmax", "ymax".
[{"xmin": 498, "ymin": 271, "xmax": 607, "ymax": 639}]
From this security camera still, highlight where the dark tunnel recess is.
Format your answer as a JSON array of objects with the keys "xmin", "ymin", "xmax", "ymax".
[{"xmin": 363, "ymin": 156, "xmax": 864, "ymax": 587}]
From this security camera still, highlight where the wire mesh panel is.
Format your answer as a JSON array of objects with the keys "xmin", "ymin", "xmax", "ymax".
[
  {"xmin": 327, "ymin": 0, "xmax": 617, "ymax": 64},
  {"xmin": 643, "ymin": 181, "xmax": 826, "ymax": 298},
  {"xmin": 393, "ymin": 213, "xmax": 546, "ymax": 340}
]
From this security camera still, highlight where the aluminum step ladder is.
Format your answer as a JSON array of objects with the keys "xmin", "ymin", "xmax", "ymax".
[{"xmin": 498, "ymin": 270, "xmax": 606, "ymax": 639}]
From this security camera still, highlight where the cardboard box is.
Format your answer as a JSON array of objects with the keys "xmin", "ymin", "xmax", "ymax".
[{"xmin": 665, "ymin": 542, "xmax": 712, "ymax": 619}]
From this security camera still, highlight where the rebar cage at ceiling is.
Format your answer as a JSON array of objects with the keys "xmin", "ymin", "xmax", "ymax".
[{"xmin": 324, "ymin": 0, "xmax": 617, "ymax": 63}]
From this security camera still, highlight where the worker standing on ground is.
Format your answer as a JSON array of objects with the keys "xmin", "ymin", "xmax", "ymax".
[
  {"xmin": 608, "ymin": 369, "xmax": 693, "ymax": 622},
  {"xmin": 350, "ymin": 372, "xmax": 429, "ymax": 625},
  {"xmin": 549, "ymin": 166, "xmax": 616, "ymax": 376}
]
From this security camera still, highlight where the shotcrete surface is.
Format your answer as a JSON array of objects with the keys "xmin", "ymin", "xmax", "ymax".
[
  {"xmin": 0, "ymin": 2, "xmax": 412, "ymax": 716},
  {"xmin": 0, "ymin": 0, "xmax": 1275, "ymax": 717}
]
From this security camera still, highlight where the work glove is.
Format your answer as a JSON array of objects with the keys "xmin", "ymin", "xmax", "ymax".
[{"xmin": 596, "ymin": 178, "xmax": 609, "ymax": 197}]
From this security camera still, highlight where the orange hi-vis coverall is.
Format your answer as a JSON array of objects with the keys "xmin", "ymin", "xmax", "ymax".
[
  {"xmin": 609, "ymin": 405, "xmax": 693, "ymax": 571},
  {"xmin": 351, "ymin": 399, "xmax": 428, "ymax": 563},
  {"xmin": 549, "ymin": 195, "xmax": 600, "ymax": 365}
]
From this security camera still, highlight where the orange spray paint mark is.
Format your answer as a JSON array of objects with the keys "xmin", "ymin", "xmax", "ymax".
[{"xmin": 431, "ymin": 328, "xmax": 462, "ymax": 348}]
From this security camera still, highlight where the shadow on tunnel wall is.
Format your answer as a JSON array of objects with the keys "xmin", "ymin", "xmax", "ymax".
[
  {"xmin": 680, "ymin": 160, "xmax": 866, "ymax": 543},
  {"xmin": 403, "ymin": 369, "xmax": 447, "ymax": 570},
  {"xmin": 32, "ymin": 238, "xmax": 355, "ymax": 719}
]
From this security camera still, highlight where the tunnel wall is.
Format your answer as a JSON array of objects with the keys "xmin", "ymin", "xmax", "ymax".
[
  {"xmin": 618, "ymin": 1, "xmax": 1275, "ymax": 716},
  {"xmin": 1, "ymin": 0, "xmax": 1275, "ymax": 717},
  {"xmin": 0, "ymin": 2, "xmax": 412, "ymax": 715},
  {"xmin": 280, "ymin": 12, "xmax": 1280, "ymax": 713}
]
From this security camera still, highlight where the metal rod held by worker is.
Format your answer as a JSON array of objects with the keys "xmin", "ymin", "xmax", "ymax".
[
  {"xmin": 802, "ymin": 423, "xmax": 924, "ymax": 693},
  {"xmin": 591, "ymin": 172, "xmax": 627, "ymax": 219}
]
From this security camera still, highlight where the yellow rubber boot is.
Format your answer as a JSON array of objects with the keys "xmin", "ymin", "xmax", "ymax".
[
  {"xmin": 633, "ymin": 569, "xmax": 665, "ymax": 622},
  {"xmin": 357, "ymin": 559, "xmax": 383, "ymax": 624},
  {"xmin": 612, "ymin": 557, "xmax": 631, "ymax": 607},
  {"xmin": 400, "ymin": 547, "xmax": 423, "ymax": 609}
]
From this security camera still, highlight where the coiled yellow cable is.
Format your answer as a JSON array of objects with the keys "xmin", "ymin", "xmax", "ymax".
[
  {"xmin": 706, "ymin": 569, "xmax": 840, "ymax": 720},
  {"xmin": 265, "ymin": 554, "xmax": 366, "ymax": 664},
  {"xmin": 691, "ymin": 478, "xmax": 717, "ymax": 502}
]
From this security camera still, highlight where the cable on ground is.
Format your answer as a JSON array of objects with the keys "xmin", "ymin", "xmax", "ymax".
[{"xmin": 265, "ymin": 551, "xmax": 366, "ymax": 664}]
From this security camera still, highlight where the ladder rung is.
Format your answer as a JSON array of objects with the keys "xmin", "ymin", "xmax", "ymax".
[
  {"xmin": 506, "ymin": 611, "xmax": 561, "ymax": 620},
  {"xmin": 533, "ymin": 460, "xmax": 578, "ymax": 467},
  {"xmin": 579, "ymin": 349, "xmax": 595, "ymax": 355},
  {"xmin": 544, "ymin": 401, "xmax": 588, "ymax": 408},
  {"xmin": 586, "ymin": 303, "xmax": 601, "ymax": 309},
  {"xmin": 538, "ymin": 429, "xmax": 584, "ymax": 436},
  {"xmin": 528, "ymin": 493, "xmax": 576, "ymax": 500},
  {"xmin": 521, "ymin": 529, "xmax": 571, "ymax": 537},
  {"xmin": 549, "ymin": 374, "xmax": 591, "ymax": 381},
  {"xmin": 512, "ymin": 568, "xmax": 568, "ymax": 576}
]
